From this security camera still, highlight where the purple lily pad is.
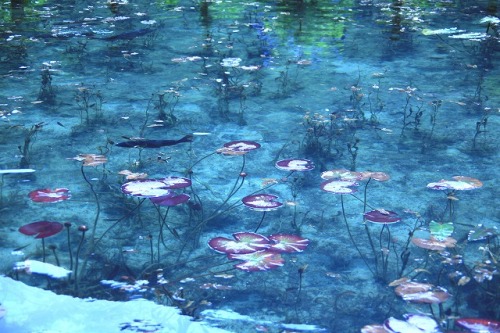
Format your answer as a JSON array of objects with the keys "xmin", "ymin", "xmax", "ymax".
[
  {"xmin": 320, "ymin": 179, "xmax": 358, "ymax": 194},
  {"xmin": 19, "ymin": 221, "xmax": 64, "ymax": 239},
  {"xmin": 150, "ymin": 193, "xmax": 190, "ymax": 206},
  {"xmin": 228, "ymin": 250, "xmax": 285, "ymax": 271},
  {"xmin": 268, "ymin": 234, "xmax": 310, "ymax": 253},
  {"xmin": 364, "ymin": 209, "xmax": 401, "ymax": 224},
  {"xmin": 241, "ymin": 194, "xmax": 283, "ymax": 211},
  {"xmin": 208, "ymin": 232, "xmax": 270, "ymax": 254},
  {"xmin": 275, "ymin": 158, "xmax": 315, "ymax": 172}
]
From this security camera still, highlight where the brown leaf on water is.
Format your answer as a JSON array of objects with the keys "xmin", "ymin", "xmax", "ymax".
[{"xmin": 68, "ymin": 154, "xmax": 107, "ymax": 166}]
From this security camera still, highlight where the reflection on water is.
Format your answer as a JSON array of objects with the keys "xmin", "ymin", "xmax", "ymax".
[{"xmin": 0, "ymin": 0, "xmax": 498, "ymax": 332}]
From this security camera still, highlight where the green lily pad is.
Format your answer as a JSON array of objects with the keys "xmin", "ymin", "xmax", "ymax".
[{"xmin": 430, "ymin": 221, "xmax": 454, "ymax": 241}]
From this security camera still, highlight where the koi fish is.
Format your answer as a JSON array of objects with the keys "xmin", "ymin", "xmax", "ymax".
[{"xmin": 115, "ymin": 134, "xmax": 193, "ymax": 148}]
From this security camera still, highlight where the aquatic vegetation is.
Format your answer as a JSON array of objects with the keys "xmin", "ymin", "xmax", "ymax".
[
  {"xmin": 153, "ymin": 88, "xmax": 180, "ymax": 126},
  {"xmin": 241, "ymin": 193, "xmax": 283, "ymax": 232},
  {"xmin": 75, "ymin": 84, "xmax": 104, "ymax": 125},
  {"xmin": 28, "ymin": 188, "xmax": 71, "ymax": 203},
  {"xmin": 18, "ymin": 221, "xmax": 63, "ymax": 263},
  {"xmin": 275, "ymin": 158, "xmax": 315, "ymax": 231},
  {"xmin": 362, "ymin": 313, "xmax": 440, "ymax": 333},
  {"xmin": 455, "ymin": 317, "xmax": 500, "ymax": 332},
  {"xmin": 17, "ymin": 122, "xmax": 44, "ymax": 169},
  {"xmin": 321, "ymin": 169, "xmax": 416, "ymax": 282},
  {"xmin": 38, "ymin": 65, "xmax": 56, "ymax": 104},
  {"xmin": 208, "ymin": 232, "xmax": 309, "ymax": 271},
  {"xmin": 0, "ymin": 1, "xmax": 498, "ymax": 331},
  {"xmin": 426, "ymin": 175, "xmax": 483, "ymax": 221}
]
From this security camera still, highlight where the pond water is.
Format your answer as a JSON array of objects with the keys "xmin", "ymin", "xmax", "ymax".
[{"xmin": 0, "ymin": 1, "xmax": 499, "ymax": 332}]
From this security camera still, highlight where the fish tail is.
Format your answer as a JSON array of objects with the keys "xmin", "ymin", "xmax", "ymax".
[{"xmin": 180, "ymin": 134, "xmax": 194, "ymax": 143}]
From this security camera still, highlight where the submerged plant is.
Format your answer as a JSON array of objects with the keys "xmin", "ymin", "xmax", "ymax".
[
  {"xmin": 17, "ymin": 122, "xmax": 44, "ymax": 169},
  {"xmin": 153, "ymin": 89, "xmax": 180, "ymax": 126},
  {"xmin": 75, "ymin": 84, "xmax": 104, "ymax": 125},
  {"xmin": 321, "ymin": 169, "xmax": 414, "ymax": 282},
  {"xmin": 67, "ymin": 153, "xmax": 108, "ymax": 284},
  {"xmin": 38, "ymin": 65, "xmax": 56, "ymax": 104}
]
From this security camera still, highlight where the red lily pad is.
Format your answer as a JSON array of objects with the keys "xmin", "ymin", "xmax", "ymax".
[
  {"xmin": 208, "ymin": 232, "xmax": 270, "ymax": 254},
  {"xmin": 364, "ymin": 209, "xmax": 401, "ymax": 224},
  {"xmin": 150, "ymin": 193, "xmax": 190, "ymax": 206},
  {"xmin": 19, "ymin": 221, "xmax": 64, "ymax": 239},
  {"xmin": 228, "ymin": 250, "xmax": 284, "ymax": 271},
  {"xmin": 121, "ymin": 179, "xmax": 172, "ymax": 198},
  {"xmin": 275, "ymin": 158, "xmax": 315, "ymax": 172},
  {"xmin": 455, "ymin": 318, "xmax": 500, "ymax": 333},
  {"xmin": 28, "ymin": 188, "xmax": 71, "ymax": 203},
  {"xmin": 268, "ymin": 234, "xmax": 310, "ymax": 253},
  {"xmin": 320, "ymin": 179, "xmax": 358, "ymax": 194},
  {"xmin": 242, "ymin": 194, "xmax": 283, "ymax": 211}
]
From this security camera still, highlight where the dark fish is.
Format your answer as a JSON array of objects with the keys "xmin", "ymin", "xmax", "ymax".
[
  {"xmin": 116, "ymin": 134, "xmax": 193, "ymax": 148},
  {"xmin": 102, "ymin": 28, "xmax": 155, "ymax": 41}
]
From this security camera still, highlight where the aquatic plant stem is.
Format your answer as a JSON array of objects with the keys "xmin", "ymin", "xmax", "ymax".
[
  {"xmin": 41, "ymin": 238, "xmax": 46, "ymax": 263},
  {"xmin": 78, "ymin": 165, "xmax": 101, "ymax": 280},
  {"xmin": 254, "ymin": 211, "xmax": 267, "ymax": 233},
  {"xmin": 340, "ymin": 195, "xmax": 375, "ymax": 276},
  {"xmin": 74, "ymin": 226, "xmax": 87, "ymax": 294},
  {"xmin": 361, "ymin": 178, "xmax": 379, "ymax": 273},
  {"xmin": 64, "ymin": 223, "xmax": 73, "ymax": 270}
]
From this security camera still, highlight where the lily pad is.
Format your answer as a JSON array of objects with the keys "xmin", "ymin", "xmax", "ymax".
[
  {"xmin": 429, "ymin": 221, "xmax": 454, "ymax": 241},
  {"xmin": 228, "ymin": 250, "xmax": 284, "ymax": 271},
  {"xmin": 275, "ymin": 158, "xmax": 315, "ymax": 172},
  {"xmin": 208, "ymin": 232, "xmax": 270, "ymax": 254},
  {"xmin": 320, "ymin": 179, "xmax": 358, "ymax": 194},
  {"xmin": 268, "ymin": 234, "xmax": 310, "ymax": 253}
]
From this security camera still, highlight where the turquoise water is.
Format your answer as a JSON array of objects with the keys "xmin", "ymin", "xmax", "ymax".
[{"xmin": 0, "ymin": 0, "xmax": 498, "ymax": 332}]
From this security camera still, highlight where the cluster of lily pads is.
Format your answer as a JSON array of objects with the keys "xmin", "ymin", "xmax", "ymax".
[{"xmin": 208, "ymin": 232, "xmax": 309, "ymax": 272}]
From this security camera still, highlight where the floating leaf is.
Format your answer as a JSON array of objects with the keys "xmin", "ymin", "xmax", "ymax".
[
  {"xmin": 429, "ymin": 221, "xmax": 454, "ymax": 241},
  {"xmin": 364, "ymin": 209, "xmax": 401, "ymax": 224},
  {"xmin": 268, "ymin": 234, "xmax": 310, "ymax": 253},
  {"xmin": 28, "ymin": 188, "xmax": 71, "ymax": 203},
  {"xmin": 241, "ymin": 194, "xmax": 283, "ymax": 211},
  {"xmin": 275, "ymin": 158, "xmax": 315, "ymax": 172},
  {"xmin": 320, "ymin": 180, "xmax": 358, "ymax": 194},
  {"xmin": 229, "ymin": 250, "xmax": 284, "ymax": 271},
  {"xmin": 456, "ymin": 318, "xmax": 500, "ymax": 333},
  {"xmin": 208, "ymin": 232, "xmax": 270, "ymax": 254},
  {"xmin": 468, "ymin": 224, "xmax": 498, "ymax": 242},
  {"xmin": 412, "ymin": 237, "xmax": 457, "ymax": 251}
]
